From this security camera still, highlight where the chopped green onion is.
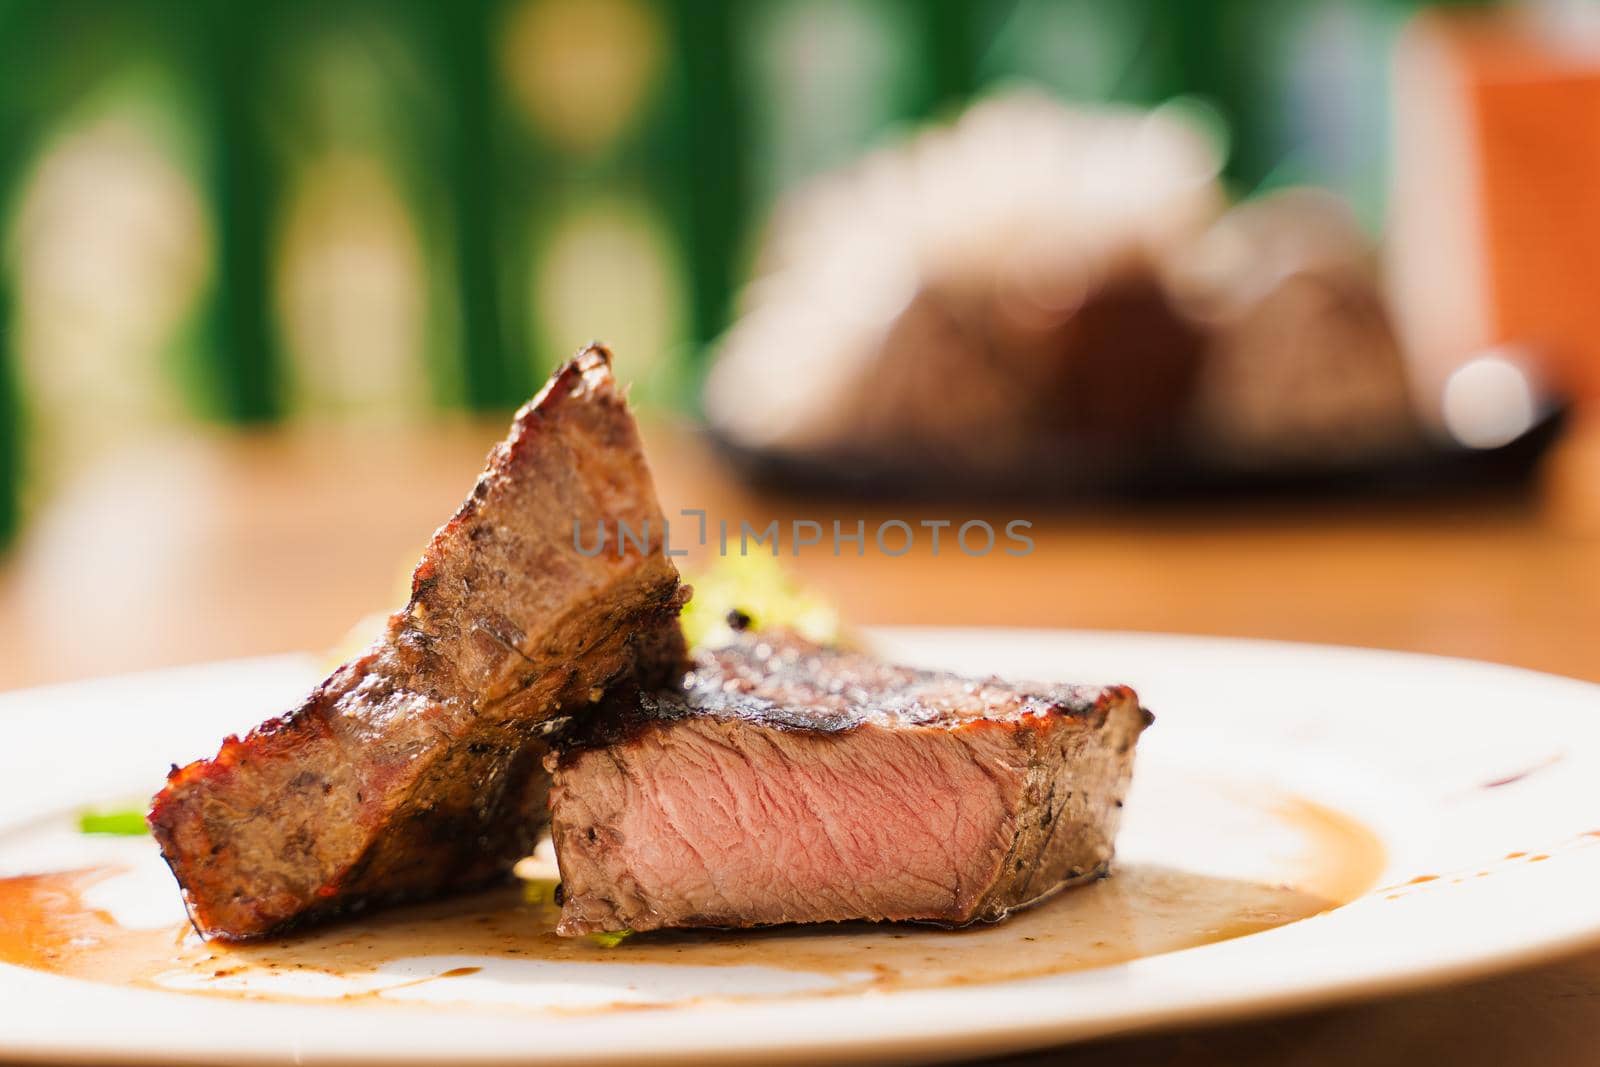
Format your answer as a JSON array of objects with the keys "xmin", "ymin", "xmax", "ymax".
[
  {"xmin": 680, "ymin": 554, "xmax": 842, "ymax": 650},
  {"xmin": 586, "ymin": 929, "xmax": 633, "ymax": 948},
  {"xmin": 521, "ymin": 879, "xmax": 559, "ymax": 906},
  {"xmin": 78, "ymin": 808, "xmax": 149, "ymax": 836}
]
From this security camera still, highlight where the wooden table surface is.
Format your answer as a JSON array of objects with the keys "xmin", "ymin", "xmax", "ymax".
[{"xmin": 2, "ymin": 418, "xmax": 1598, "ymax": 1065}]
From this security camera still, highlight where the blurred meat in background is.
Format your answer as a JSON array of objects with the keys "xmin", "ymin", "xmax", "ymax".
[
  {"xmin": 706, "ymin": 94, "xmax": 1220, "ymax": 493},
  {"xmin": 705, "ymin": 94, "xmax": 1475, "ymax": 497}
]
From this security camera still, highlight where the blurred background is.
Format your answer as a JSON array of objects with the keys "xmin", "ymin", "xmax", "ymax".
[{"xmin": 4, "ymin": 0, "xmax": 1600, "ymax": 690}]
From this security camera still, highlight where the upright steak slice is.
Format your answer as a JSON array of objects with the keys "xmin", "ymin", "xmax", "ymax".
[
  {"xmin": 149, "ymin": 345, "xmax": 687, "ymax": 941},
  {"xmin": 547, "ymin": 631, "xmax": 1150, "ymax": 936}
]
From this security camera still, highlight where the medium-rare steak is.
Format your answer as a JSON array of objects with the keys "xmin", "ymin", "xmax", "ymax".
[
  {"xmin": 547, "ymin": 630, "xmax": 1150, "ymax": 936},
  {"xmin": 149, "ymin": 345, "xmax": 687, "ymax": 941}
]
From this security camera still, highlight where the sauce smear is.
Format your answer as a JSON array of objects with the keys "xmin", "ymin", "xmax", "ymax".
[{"xmin": 0, "ymin": 796, "xmax": 1384, "ymax": 1013}]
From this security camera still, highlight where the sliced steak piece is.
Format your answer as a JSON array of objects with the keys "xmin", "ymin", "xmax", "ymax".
[
  {"xmin": 547, "ymin": 630, "xmax": 1150, "ymax": 936},
  {"xmin": 149, "ymin": 345, "xmax": 687, "ymax": 941}
]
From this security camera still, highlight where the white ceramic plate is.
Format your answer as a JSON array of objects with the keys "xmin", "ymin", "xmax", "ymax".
[{"xmin": 2, "ymin": 628, "xmax": 1599, "ymax": 1066}]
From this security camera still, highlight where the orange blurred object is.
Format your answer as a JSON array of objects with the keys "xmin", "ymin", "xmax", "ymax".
[{"xmin": 1392, "ymin": 9, "xmax": 1600, "ymax": 416}]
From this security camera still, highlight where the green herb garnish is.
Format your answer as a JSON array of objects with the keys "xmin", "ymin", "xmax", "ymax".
[
  {"xmin": 521, "ymin": 879, "xmax": 559, "ymax": 906},
  {"xmin": 585, "ymin": 929, "xmax": 633, "ymax": 948},
  {"xmin": 680, "ymin": 554, "xmax": 841, "ymax": 650},
  {"xmin": 78, "ymin": 807, "xmax": 150, "ymax": 836}
]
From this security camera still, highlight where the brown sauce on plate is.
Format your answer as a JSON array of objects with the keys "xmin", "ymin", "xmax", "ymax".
[{"xmin": 0, "ymin": 796, "xmax": 1384, "ymax": 1014}]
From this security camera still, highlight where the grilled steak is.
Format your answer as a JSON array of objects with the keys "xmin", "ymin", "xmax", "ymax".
[
  {"xmin": 547, "ymin": 630, "xmax": 1150, "ymax": 936},
  {"xmin": 149, "ymin": 345, "xmax": 687, "ymax": 941}
]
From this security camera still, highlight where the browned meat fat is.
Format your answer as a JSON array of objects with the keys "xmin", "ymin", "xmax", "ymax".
[
  {"xmin": 547, "ymin": 631, "xmax": 1150, "ymax": 936},
  {"xmin": 149, "ymin": 345, "xmax": 687, "ymax": 941}
]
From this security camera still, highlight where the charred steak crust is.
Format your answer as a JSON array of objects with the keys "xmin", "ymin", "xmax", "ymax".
[
  {"xmin": 149, "ymin": 345, "xmax": 687, "ymax": 941},
  {"xmin": 546, "ymin": 632, "xmax": 1152, "ymax": 936},
  {"xmin": 554, "ymin": 636, "xmax": 1127, "ymax": 751}
]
